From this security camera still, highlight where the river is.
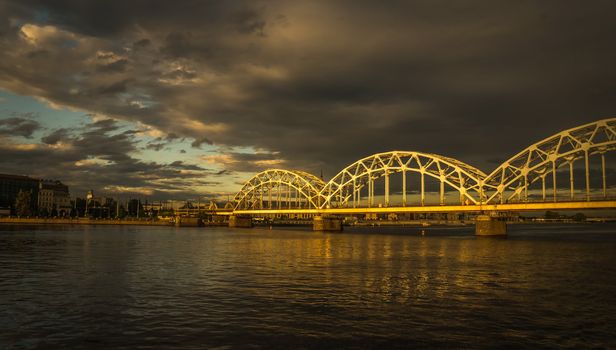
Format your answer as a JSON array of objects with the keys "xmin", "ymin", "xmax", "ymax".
[{"xmin": 1, "ymin": 223, "xmax": 615, "ymax": 349}]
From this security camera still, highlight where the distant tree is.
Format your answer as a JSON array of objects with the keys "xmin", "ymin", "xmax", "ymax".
[
  {"xmin": 127, "ymin": 199, "xmax": 144, "ymax": 217},
  {"xmin": 15, "ymin": 190, "xmax": 32, "ymax": 217},
  {"xmin": 117, "ymin": 205, "xmax": 127, "ymax": 219}
]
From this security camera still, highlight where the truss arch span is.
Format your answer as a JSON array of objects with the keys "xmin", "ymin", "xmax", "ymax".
[
  {"xmin": 482, "ymin": 118, "xmax": 616, "ymax": 203},
  {"xmin": 233, "ymin": 169, "xmax": 326, "ymax": 210},
  {"xmin": 319, "ymin": 151, "xmax": 487, "ymax": 208}
]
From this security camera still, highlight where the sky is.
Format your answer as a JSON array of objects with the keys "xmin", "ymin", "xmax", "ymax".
[{"xmin": 0, "ymin": 0, "xmax": 615, "ymax": 201}]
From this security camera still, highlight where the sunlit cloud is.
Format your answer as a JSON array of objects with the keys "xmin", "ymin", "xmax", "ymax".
[
  {"xmin": 103, "ymin": 185, "xmax": 154, "ymax": 196},
  {"xmin": 74, "ymin": 157, "xmax": 114, "ymax": 167},
  {"xmin": 19, "ymin": 24, "xmax": 78, "ymax": 46}
]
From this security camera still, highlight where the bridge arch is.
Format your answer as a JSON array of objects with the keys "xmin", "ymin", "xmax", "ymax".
[
  {"xmin": 319, "ymin": 151, "xmax": 487, "ymax": 208},
  {"xmin": 482, "ymin": 118, "xmax": 616, "ymax": 203},
  {"xmin": 233, "ymin": 169, "xmax": 326, "ymax": 210}
]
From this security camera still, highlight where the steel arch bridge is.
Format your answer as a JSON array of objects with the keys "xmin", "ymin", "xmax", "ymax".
[
  {"xmin": 230, "ymin": 118, "xmax": 616, "ymax": 212},
  {"xmin": 233, "ymin": 169, "xmax": 326, "ymax": 210},
  {"xmin": 319, "ymin": 151, "xmax": 487, "ymax": 208},
  {"xmin": 481, "ymin": 118, "xmax": 616, "ymax": 204}
]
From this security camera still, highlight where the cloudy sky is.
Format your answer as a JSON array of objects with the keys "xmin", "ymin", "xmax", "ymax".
[{"xmin": 0, "ymin": 0, "xmax": 615, "ymax": 200}]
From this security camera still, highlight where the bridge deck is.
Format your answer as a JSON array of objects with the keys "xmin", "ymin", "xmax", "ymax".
[{"xmin": 218, "ymin": 200, "xmax": 616, "ymax": 215}]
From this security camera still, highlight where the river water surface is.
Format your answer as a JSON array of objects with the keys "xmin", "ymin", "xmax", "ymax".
[{"xmin": 1, "ymin": 224, "xmax": 616, "ymax": 349}]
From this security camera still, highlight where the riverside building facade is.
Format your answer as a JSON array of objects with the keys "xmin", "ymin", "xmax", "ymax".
[
  {"xmin": 0, "ymin": 173, "xmax": 71, "ymax": 216},
  {"xmin": 38, "ymin": 180, "xmax": 71, "ymax": 216}
]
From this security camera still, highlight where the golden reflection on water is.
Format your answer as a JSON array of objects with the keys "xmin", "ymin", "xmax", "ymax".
[
  {"xmin": 179, "ymin": 227, "xmax": 605, "ymax": 313},
  {"xmin": 201, "ymin": 229, "xmax": 511, "ymax": 306}
]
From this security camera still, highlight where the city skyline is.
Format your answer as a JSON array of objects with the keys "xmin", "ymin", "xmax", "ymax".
[{"xmin": 1, "ymin": 1, "xmax": 615, "ymax": 200}]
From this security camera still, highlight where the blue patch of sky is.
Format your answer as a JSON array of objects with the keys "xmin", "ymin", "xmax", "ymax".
[
  {"xmin": 1, "ymin": 90, "xmax": 141, "ymax": 140},
  {"xmin": 0, "ymin": 89, "xmax": 86, "ymax": 139},
  {"xmin": 0, "ymin": 89, "xmax": 220, "ymax": 167}
]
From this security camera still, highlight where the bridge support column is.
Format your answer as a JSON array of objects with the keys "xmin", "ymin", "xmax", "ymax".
[
  {"xmin": 175, "ymin": 216, "xmax": 203, "ymax": 227},
  {"xmin": 228, "ymin": 215, "xmax": 253, "ymax": 228},
  {"xmin": 475, "ymin": 215, "xmax": 507, "ymax": 236},
  {"xmin": 313, "ymin": 215, "xmax": 343, "ymax": 232}
]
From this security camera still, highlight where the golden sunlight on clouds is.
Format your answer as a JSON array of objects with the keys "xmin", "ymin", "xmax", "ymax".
[
  {"xmin": 47, "ymin": 142, "xmax": 73, "ymax": 151},
  {"xmin": 74, "ymin": 158, "xmax": 113, "ymax": 167},
  {"xmin": 92, "ymin": 50, "xmax": 128, "ymax": 64},
  {"xmin": 157, "ymin": 62, "xmax": 202, "ymax": 86},
  {"xmin": 254, "ymin": 159, "xmax": 285, "ymax": 167},
  {"xmin": 4, "ymin": 143, "xmax": 39, "ymax": 151},
  {"xmin": 19, "ymin": 24, "xmax": 78, "ymax": 46},
  {"xmin": 201, "ymin": 154, "xmax": 235, "ymax": 166},
  {"xmin": 19, "ymin": 24, "xmax": 58, "ymax": 44},
  {"xmin": 183, "ymin": 119, "xmax": 227, "ymax": 134},
  {"xmin": 103, "ymin": 185, "xmax": 154, "ymax": 195},
  {"xmin": 134, "ymin": 122, "xmax": 165, "ymax": 138},
  {"xmin": 34, "ymin": 96, "xmax": 68, "ymax": 111}
]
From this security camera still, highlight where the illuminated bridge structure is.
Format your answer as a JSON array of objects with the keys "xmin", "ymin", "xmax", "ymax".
[{"xmin": 225, "ymin": 119, "xmax": 616, "ymax": 234}]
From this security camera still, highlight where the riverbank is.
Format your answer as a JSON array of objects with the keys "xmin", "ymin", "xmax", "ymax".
[
  {"xmin": 0, "ymin": 217, "xmax": 172, "ymax": 226},
  {"xmin": 0, "ymin": 217, "xmax": 231, "ymax": 227},
  {"xmin": 2, "ymin": 217, "xmax": 608, "ymax": 228}
]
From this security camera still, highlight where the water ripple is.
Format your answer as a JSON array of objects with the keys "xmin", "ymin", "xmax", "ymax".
[{"xmin": 1, "ymin": 224, "xmax": 615, "ymax": 349}]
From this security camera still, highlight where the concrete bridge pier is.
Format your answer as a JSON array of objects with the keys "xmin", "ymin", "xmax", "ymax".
[
  {"xmin": 475, "ymin": 215, "xmax": 507, "ymax": 236},
  {"xmin": 175, "ymin": 216, "xmax": 203, "ymax": 227},
  {"xmin": 313, "ymin": 215, "xmax": 343, "ymax": 232},
  {"xmin": 228, "ymin": 215, "xmax": 253, "ymax": 228}
]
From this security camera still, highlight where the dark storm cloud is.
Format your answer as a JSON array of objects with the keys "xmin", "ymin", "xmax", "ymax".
[
  {"xmin": 92, "ymin": 79, "xmax": 132, "ymax": 96},
  {"xmin": 0, "ymin": 117, "xmax": 41, "ymax": 138},
  {"xmin": 145, "ymin": 141, "xmax": 166, "ymax": 151},
  {"xmin": 202, "ymin": 150, "xmax": 286, "ymax": 173},
  {"xmin": 0, "ymin": 0, "xmax": 615, "ymax": 184},
  {"xmin": 2, "ymin": 0, "xmax": 267, "ymax": 37},
  {"xmin": 133, "ymin": 38, "xmax": 150, "ymax": 48},
  {"xmin": 191, "ymin": 137, "xmax": 213, "ymax": 148},
  {"xmin": 96, "ymin": 58, "xmax": 128, "ymax": 73},
  {"xmin": 86, "ymin": 118, "xmax": 120, "ymax": 133},
  {"xmin": 168, "ymin": 161, "xmax": 205, "ymax": 171},
  {"xmin": 144, "ymin": 133, "xmax": 185, "ymax": 151},
  {"xmin": 41, "ymin": 128, "xmax": 69, "ymax": 144},
  {"xmin": 25, "ymin": 49, "xmax": 49, "ymax": 59}
]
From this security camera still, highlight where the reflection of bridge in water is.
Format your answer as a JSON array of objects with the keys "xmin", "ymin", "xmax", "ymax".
[{"xmin": 220, "ymin": 119, "xmax": 616, "ymax": 235}]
